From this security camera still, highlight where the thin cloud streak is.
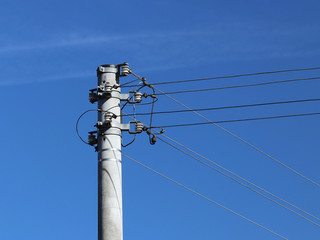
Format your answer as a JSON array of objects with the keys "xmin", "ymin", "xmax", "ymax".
[
  {"xmin": 0, "ymin": 71, "xmax": 95, "ymax": 87},
  {"xmin": 0, "ymin": 30, "xmax": 214, "ymax": 54}
]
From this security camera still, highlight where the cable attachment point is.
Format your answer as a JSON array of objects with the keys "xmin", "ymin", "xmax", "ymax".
[
  {"xmin": 141, "ymin": 77, "xmax": 153, "ymax": 88},
  {"xmin": 126, "ymin": 91, "xmax": 143, "ymax": 104},
  {"xmin": 146, "ymin": 129, "xmax": 157, "ymax": 145},
  {"xmin": 134, "ymin": 91, "xmax": 142, "ymax": 103},
  {"xmin": 98, "ymin": 83, "xmax": 112, "ymax": 95},
  {"xmin": 89, "ymin": 82, "xmax": 116, "ymax": 103},
  {"xmin": 150, "ymin": 134, "xmax": 157, "ymax": 145},
  {"xmin": 104, "ymin": 112, "xmax": 117, "ymax": 123},
  {"xmin": 135, "ymin": 121, "xmax": 144, "ymax": 133},
  {"xmin": 88, "ymin": 131, "xmax": 98, "ymax": 146},
  {"xmin": 119, "ymin": 63, "xmax": 130, "ymax": 77},
  {"xmin": 121, "ymin": 121, "xmax": 145, "ymax": 134},
  {"xmin": 89, "ymin": 89, "xmax": 98, "ymax": 103},
  {"xmin": 143, "ymin": 93, "xmax": 157, "ymax": 99}
]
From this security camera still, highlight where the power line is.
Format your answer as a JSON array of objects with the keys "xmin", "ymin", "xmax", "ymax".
[
  {"xmin": 122, "ymin": 66, "xmax": 320, "ymax": 88},
  {"xmin": 119, "ymin": 78, "xmax": 141, "ymax": 87},
  {"xmin": 123, "ymin": 98, "xmax": 320, "ymax": 117},
  {"xmin": 76, "ymin": 107, "xmax": 118, "ymax": 145},
  {"xmin": 155, "ymin": 133, "xmax": 320, "ymax": 226},
  {"xmin": 154, "ymin": 112, "xmax": 320, "ymax": 128},
  {"xmin": 153, "ymin": 86, "xmax": 320, "ymax": 188},
  {"xmin": 122, "ymin": 109, "xmax": 320, "ymax": 222},
  {"xmin": 153, "ymin": 76, "xmax": 320, "ymax": 96},
  {"xmin": 76, "ymin": 109, "xmax": 99, "ymax": 145},
  {"xmin": 120, "ymin": 111, "xmax": 320, "ymax": 224},
  {"xmin": 123, "ymin": 153, "xmax": 288, "ymax": 240}
]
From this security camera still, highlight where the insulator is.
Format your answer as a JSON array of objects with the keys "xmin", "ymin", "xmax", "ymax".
[
  {"xmin": 151, "ymin": 135, "xmax": 157, "ymax": 145},
  {"xmin": 104, "ymin": 112, "xmax": 114, "ymax": 122},
  {"xmin": 121, "ymin": 65, "xmax": 130, "ymax": 76},
  {"xmin": 98, "ymin": 83, "xmax": 112, "ymax": 93},
  {"xmin": 88, "ymin": 134, "xmax": 97, "ymax": 146},
  {"xmin": 95, "ymin": 121, "xmax": 103, "ymax": 128},
  {"xmin": 104, "ymin": 84, "xmax": 112, "ymax": 92},
  {"xmin": 89, "ymin": 92, "xmax": 98, "ymax": 103},
  {"xmin": 134, "ymin": 91, "xmax": 142, "ymax": 103},
  {"xmin": 135, "ymin": 121, "xmax": 143, "ymax": 133}
]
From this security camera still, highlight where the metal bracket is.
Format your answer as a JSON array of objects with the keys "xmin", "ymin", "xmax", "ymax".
[
  {"xmin": 89, "ymin": 89, "xmax": 129, "ymax": 103},
  {"xmin": 120, "ymin": 121, "xmax": 144, "ymax": 134},
  {"xmin": 126, "ymin": 91, "xmax": 142, "ymax": 104},
  {"xmin": 110, "ymin": 92, "xmax": 129, "ymax": 101}
]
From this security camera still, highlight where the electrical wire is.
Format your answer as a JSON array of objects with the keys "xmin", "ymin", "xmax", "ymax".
[
  {"xmin": 130, "ymin": 70, "xmax": 143, "ymax": 80},
  {"xmin": 155, "ymin": 134, "xmax": 320, "ymax": 226},
  {"xmin": 125, "ymin": 97, "xmax": 159, "ymax": 106},
  {"xmin": 120, "ymin": 71, "xmax": 158, "ymax": 145},
  {"xmin": 76, "ymin": 106, "xmax": 118, "ymax": 145},
  {"xmin": 156, "ymin": 131, "xmax": 320, "ymax": 222},
  {"xmin": 121, "ymin": 85, "xmax": 146, "ymax": 110},
  {"xmin": 154, "ymin": 112, "xmax": 320, "ymax": 128},
  {"xmin": 122, "ymin": 93, "xmax": 139, "ymax": 147},
  {"xmin": 119, "ymin": 78, "xmax": 141, "ymax": 88},
  {"xmin": 122, "ymin": 66, "xmax": 320, "ymax": 88},
  {"xmin": 148, "ymin": 88, "xmax": 157, "ymax": 145},
  {"xmin": 122, "ymin": 98, "xmax": 320, "ymax": 117},
  {"xmin": 76, "ymin": 109, "xmax": 99, "ymax": 145},
  {"xmin": 153, "ymin": 86, "xmax": 320, "ymax": 188},
  {"xmin": 120, "ymin": 111, "xmax": 320, "ymax": 223},
  {"xmin": 122, "ymin": 153, "xmax": 288, "ymax": 240},
  {"xmin": 121, "ymin": 82, "xmax": 145, "ymax": 147},
  {"xmin": 152, "ymin": 76, "xmax": 320, "ymax": 96}
]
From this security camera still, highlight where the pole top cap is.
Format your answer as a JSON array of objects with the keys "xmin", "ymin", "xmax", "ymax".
[{"xmin": 97, "ymin": 64, "xmax": 118, "ymax": 74}]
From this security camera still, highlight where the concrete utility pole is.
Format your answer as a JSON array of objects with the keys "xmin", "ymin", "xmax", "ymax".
[
  {"xmin": 88, "ymin": 63, "xmax": 143, "ymax": 240},
  {"xmin": 97, "ymin": 64, "xmax": 123, "ymax": 240}
]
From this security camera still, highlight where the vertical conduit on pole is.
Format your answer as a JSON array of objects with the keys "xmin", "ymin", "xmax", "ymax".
[{"xmin": 97, "ymin": 64, "xmax": 123, "ymax": 240}]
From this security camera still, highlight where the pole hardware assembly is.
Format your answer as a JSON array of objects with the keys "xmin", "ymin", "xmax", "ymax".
[
  {"xmin": 76, "ymin": 62, "xmax": 165, "ymax": 240},
  {"xmin": 126, "ymin": 91, "xmax": 143, "ymax": 104},
  {"xmin": 75, "ymin": 62, "xmax": 168, "ymax": 239},
  {"xmin": 87, "ymin": 62, "xmax": 152, "ymax": 240}
]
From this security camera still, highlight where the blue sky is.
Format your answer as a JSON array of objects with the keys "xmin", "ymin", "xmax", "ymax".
[{"xmin": 1, "ymin": 0, "xmax": 320, "ymax": 239}]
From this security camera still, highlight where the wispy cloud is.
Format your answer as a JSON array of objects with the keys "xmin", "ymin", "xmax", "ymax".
[
  {"xmin": 0, "ymin": 30, "xmax": 217, "ymax": 53},
  {"xmin": 0, "ymin": 71, "xmax": 94, "ymax": 87},
  {"xmin": 0, "ymin": 23, "xmax": 319, "ymax": 87}
]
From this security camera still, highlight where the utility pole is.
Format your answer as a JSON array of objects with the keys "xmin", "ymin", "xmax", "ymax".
[
  {"xmin": 88, "ymin": 63, "xmax": 145, "ymax": 240},
  {"xmin": 96, "ymin": 64, "xmax": 123, "ymax": 240}
]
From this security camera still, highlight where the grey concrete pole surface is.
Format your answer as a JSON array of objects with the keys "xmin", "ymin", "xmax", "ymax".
[{"xmin": 97, "ymin": 65, "xmax": 123, "ymax": 240}]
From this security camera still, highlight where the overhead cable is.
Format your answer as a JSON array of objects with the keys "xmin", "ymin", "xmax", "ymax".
[
  {"xmin": 154, "ymin": 112, "xmax": 320, "ymax": 128},
  {"xmin": 153, "ymin": 76, "xmax": 320, "ymax": 96},
  {"xmin": 153, "ymin": 86, "xmax": 320, "ymax": 188},
  {"xmin": 155, "ymin": 133, "xmax": 320, "ymax": 225},
  {"xmin": 121, "ymin": 110, "xmax": 320, "ymax": 224},
  {"xmin": 122, "ymin": 154, "xmax": 288, "ymax": 240},
  {"xmin": 123, "ymin": 98, "xmax": 320, "ymax": 117},
  {"xmin": 76, "ymin": 109, "xmax": 100, "ymax": 145},
  {"xmin": 119, "ymin": 78, "xmax": 141, "ymax": 87},
  {"xmin": 122, "ymin": 66, "xmax": 320, "ymax": 88}
]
